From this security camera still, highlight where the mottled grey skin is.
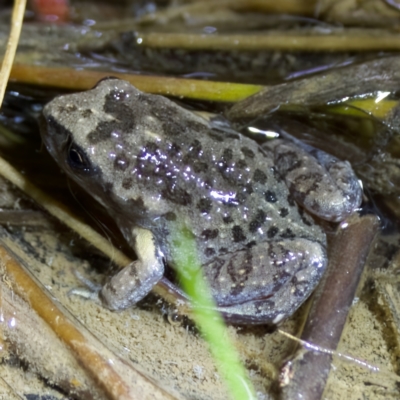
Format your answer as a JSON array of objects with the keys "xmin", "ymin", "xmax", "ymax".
[{"xmin": 40, "ymin": 79, "xmax": 362, "ymax": 324}]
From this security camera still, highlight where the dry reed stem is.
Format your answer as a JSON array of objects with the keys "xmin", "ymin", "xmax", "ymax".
[
  {"xmin": 0, "ymin": 243, "xmax": 131, "ymax": 399},
  {"xmin": 9, "ymin": 64, "xmax": 262, "ymax": 102},
  {"xmin": 0, "ymin": 0, "xmax": 26, "ymax": 108},
  {"xmin": 135, "ymin": 30, "xmax": 400, "ymax": 51},
  {"xmin": 0, "ymin": 271, "xmax": 107, "ymax": 400},
  {"xmin": 0, "ymin": 242, "xmax": 180, "ymax": 400},
  {"xmin": 280, "ymin": 214, "xmax": 380, "ymax": 399}
]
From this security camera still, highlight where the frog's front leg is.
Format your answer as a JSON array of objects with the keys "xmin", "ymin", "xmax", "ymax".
[
  {"xmin": 263, "ymin": 139, "xmax": 363, "ymax": 222},
  {"xmin": 100, "ymin": 227, "xmax": 164, "ymax": 310}
]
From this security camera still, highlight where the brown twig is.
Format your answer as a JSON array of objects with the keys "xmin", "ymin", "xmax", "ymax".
[
  {"xmin": 0, "ymin": 239, "xmax": 181, "ymax": 400},
  {"xmin": 280, "ymin": 213, "xmax": 379, "ymax": 400},
  {"xmin": 0, "ymin": 272, "xmax": 106, "ymax": 400},
  {"xmin": 227, "ymin": 56, "xmax": 400, "ymax": 121}
]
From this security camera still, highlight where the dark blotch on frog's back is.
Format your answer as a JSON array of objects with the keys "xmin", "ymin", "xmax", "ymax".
[
  {"xmin": 267, "ymin": 226, "xmax": 279, "ymax": 238},
  {"xmin": 122, "ymin": 177, "xmax": 133, "ymax": 190},
  {"xmin": 275, "ymin": 149, "xmax": 301, "ymax": 173},
  {"xmin": 235, "ymin": 192, "xmax": 247, "ymax": 204},
  {"xmin": 237, "ymin": 159, "xmax": 247, "ymax": 169},
  {"xmin": 253, "ymin": 169, "xmax": 267, "ymax": 184},
  {"xmin": 222, "ymin": 148, "xmax": 233, "ymax": 160},
  {"xmin": 149, "ymin": 99, "xmax": 209, "ymax": 138},
  {"xmin": 205, "ymin": 247, "xmax": 216, "ymax": 257},
  {"xmin": 246, "ymin": 240, "xmax": 256, "ymax": 248},
  {"xmin": 135, "ymin": 140, "xmax": 194, "ymax": 206},
  {"xmin": 279, "ymin": 207, "xmax": 289, "ymax": 217},
  {"xmin": 297, "ymin": 207, "xmax": 313, "ymax": 227},
  {"xmin": 57, "ymin": 104, "xmax": 77, "ymax": 114},
  {"xmin": 232, "ymin": 225, "xmax": 246, "ymax": 242},
  {"xmin": 241, "ymin": 147, "xmax": 255, "ymax": 159},
  {"xmin": 245, "ymin": 183, "xmax": 253, "ymax": 194},
  {"xmin": 188, "ymin": 139, "xmax": 202, "ymax": 155},
  {"xmin": 193, "ymin": 162, "xmax": 208, "ymax": 173},
  {"xmin": 88, "ymin": 121, "xmax": 117, "ymax": 144},
  {"xmin": 223, "ymin": 215, "xmax": 233, "ymax": 224},
  {"xmin": 183, "ymin": 140, "xmax": 208, "ymax": 173},
  {"xmin": 292, "ymin": 172, "xmax": 324, "ymax": 208},
  {"xmin": 227, "ymin": 250, "xmax": 253, "ymax": 297},
  {"xmin": 114, "ymin": 155, "xmax": 130, "ymax": 171},
  {"xmin": 136, "ymin": 141, "xmax": 162, "ymax": 177},
  {"xmin": 82, "ymin": 109, "xmax": 92, "ymax": 118},
  {"xmin": 280, "ymin": 228, "xmax": 295, "ymax": 239},
  {"xmin": 88, "ymin": 91, "xmax": 136, "ymax": 144},
  {"xmin": 248, "ymin": 210, "xmax": 267, "ymax": 233},
  {"xmin": 143, "ymin": 141, "xmax": 159, "ymax": 154},
  {"xmin": 265, "ymin": 190, "xmax": 277, "ymax": 203},
  {"xmin": 201, "ymin": 229, "xmax": 219, "ymax": 240},
  {"xmin": 161, "ymin": 186, "xmax": 192, "ymax": 206},
  {"xmin": 118, "ymin": 196, "xmax": 146, "ymax": 216},
  {"xmin": 167, "ymin": 142, "xmax": 181, "ymax": 157},
  {"xmin": 197, "ymin": 198, "xmax": 213, "ymax": 214},
  {"xmin": 217, "ymin": 148, "xmax": 252, "ymax": 188}
]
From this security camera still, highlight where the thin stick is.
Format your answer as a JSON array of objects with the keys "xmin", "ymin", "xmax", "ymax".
[
  {"xmin": 0, "ymin": 0, "xmax": 27, "ymax": 108},
  {"xmin": 135, "ymin": 30, "xmax": 400, "ymax": 51},
  {"xmin": 227, "ymin": 56, "xmax": 400, "ymax": 121},
  {"xmin": 9, "ymin": 64, "xmax": 263, "ymax": 102},
  {"xmin": 0, "ymin": 242, "xmax": 179, "ymax": 400},
  {"xmin": 280, "ymin": 214, "xmax": 379, "ymax": 400}
]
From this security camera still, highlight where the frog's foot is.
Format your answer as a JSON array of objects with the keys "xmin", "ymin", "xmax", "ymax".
[
  {"xmin": 100, "ymin": 227, "xmax": 164, "ymax": 311},
  {"xmin": 68, "ymin": 269, "xmax": 102, "ymax": 302},
  {"xmin": 202, "ymin": 238, "xmax": 327, "ymax": 325},
  {"xmin": 100, "ymin": 259, "xmax": 160, "ymax": 310},
  {"xmin": 263, "ymin": 139, "xmax": 363, "ymax": 222}
]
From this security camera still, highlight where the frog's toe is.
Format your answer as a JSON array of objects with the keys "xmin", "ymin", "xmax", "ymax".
[
  {"xmin": 68, "ymin": 286, "xmax": 101, "ymax": 302},
  {"xmin": 67, "ymin": 269, "xmax": 102, "ymax": 303},
  {"xmin": 100, "ymin": 259, "xmax": 163, "ymax": 311}
]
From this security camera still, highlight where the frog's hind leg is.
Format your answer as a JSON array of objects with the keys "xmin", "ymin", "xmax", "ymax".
[
  {"xmin": 100, "ymin": 227, "xmax": 164, "ymax": 311},
  {"xmin": 263, "ymin": 138, "xmax": 363, "ymax": 222},
  {"xmin": 202, "ymin": 238, "xmax": 327, "ymax": 325}
]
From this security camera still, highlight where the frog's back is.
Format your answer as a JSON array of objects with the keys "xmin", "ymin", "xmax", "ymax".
[{"xmin": 42, "ymin": 79, "xmax": 326, "ymax": 266}]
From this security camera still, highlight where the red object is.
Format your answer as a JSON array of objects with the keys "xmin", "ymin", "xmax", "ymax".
[{"xmin": 31, "ymin": 0, "xmax": 70, "ymax": 22}]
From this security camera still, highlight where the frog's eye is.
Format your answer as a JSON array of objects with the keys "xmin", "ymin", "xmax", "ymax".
[{"xmin": 67, "ymin": 142, "xmax": 92, "ymax": 172}]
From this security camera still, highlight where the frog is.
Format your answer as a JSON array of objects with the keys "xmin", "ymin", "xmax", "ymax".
[{"xmin": 40, "ymin": 78, "xmax": 362, "ymax": 324}]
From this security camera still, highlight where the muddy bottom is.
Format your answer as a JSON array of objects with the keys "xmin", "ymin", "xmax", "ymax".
[{"xmin": 0, "ymin": 178, "xmax": 399, "ymax": 399}]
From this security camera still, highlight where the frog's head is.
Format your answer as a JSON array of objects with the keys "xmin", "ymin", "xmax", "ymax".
[
  {"xmin": 41, "ymin": 79, "xmax": 154, "ymax": 215},
  {"xmin": 40, "ymin": 78, "xmax": 203, "ymax": 222}
]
